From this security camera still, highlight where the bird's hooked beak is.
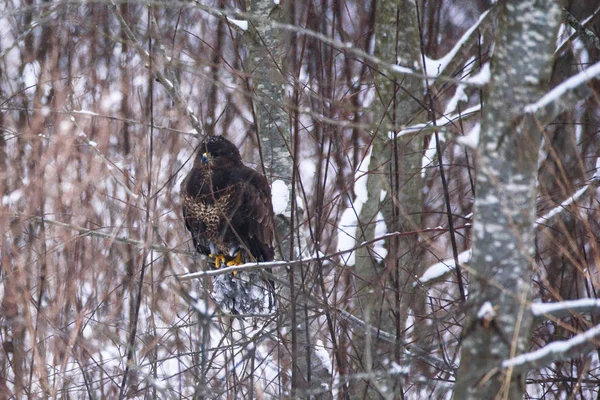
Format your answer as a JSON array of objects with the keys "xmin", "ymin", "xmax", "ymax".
[{"xmin": 201, "ymin": 152, "xmax": 209, "ymax": 164}]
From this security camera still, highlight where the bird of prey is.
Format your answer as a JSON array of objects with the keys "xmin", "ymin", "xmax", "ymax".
[{"xmin": 181, "ymin": 135, "xmax": 276, "ymax": 313}]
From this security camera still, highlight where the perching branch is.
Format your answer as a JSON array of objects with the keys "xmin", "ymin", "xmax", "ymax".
[
  {"xmin": 180, "ymin": 226, "xmax": 465, "ymax": 279},
  {"xmin": 22, "ymin": 214, "xmax": 462, "ymax": 275}
]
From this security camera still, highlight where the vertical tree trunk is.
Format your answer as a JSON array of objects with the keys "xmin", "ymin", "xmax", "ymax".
[
  {"xmin": 245, "ymin": 0, "xmax": 332, "ymax": 395},
  {"xmin": 246, "ymin": 0, "xmax": 292, "ymax": 187},
  {"xmin": 352, "ymin": 0, "xmax": 425, "ymax": 396},
  {"xmin": 455, "ymin": 1, "xmax": 562, "ymax": 398}
]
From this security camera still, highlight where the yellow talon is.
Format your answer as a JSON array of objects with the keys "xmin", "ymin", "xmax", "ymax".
[
  {"xmin": 226, "ymin": 252, "xmax": 244, "ymax": 275},
  {"xmin": 209, "ymin": 254, "xmax": 226, "ymax": 269}
]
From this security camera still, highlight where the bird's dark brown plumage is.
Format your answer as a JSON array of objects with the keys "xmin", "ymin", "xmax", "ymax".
[
  {"xmin": 181, "ymin": 135, "xmax": 275, "ymax": 267},
  {"xmin": 181, "ymin": 135, "xmax": 276, "ymax": 313}
]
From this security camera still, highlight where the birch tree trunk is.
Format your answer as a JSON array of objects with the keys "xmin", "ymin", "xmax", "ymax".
[
  {"xmin": 352, "ymin": 0, "xmax": 425, "ymax": 396},
  {"xmin": 245, "ymin": 0, "xmax": 332, "ymax": 395},
  {"xmin": 246, "ymin": 1, "xmax": 292, "ymax": 186},
  {"xmin": 454, "ymin": 1, "xmax": 563, "ymax": 398}
]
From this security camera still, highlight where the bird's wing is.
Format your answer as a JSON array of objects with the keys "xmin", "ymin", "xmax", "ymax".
[{"xmin": 234, "ymin": 168, "xmax": 275, "ymax": 261}]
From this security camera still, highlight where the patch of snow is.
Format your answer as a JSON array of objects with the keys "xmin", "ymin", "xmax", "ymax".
[
  {"xmin": 133, "ymin": 74, "xmax": 146, "ymax": 87},
  {"xmin": 354, "ymin": 145, "xmax": 372, "ymax": 204},
  {"xmin": 314, "ymin": 339, "xmax": 332, "ymax": 374},
  {"xmin": 573, "ymin": 37, "xmax": 589, "ymax": 67},
  {"xmin": 417, "ymin": 249, "xmax": 472, "ymax": 284},
  {"xmin": 23, "ymin": 61, "xmax": 40, "ymax": 88},
  {"xmin": 421, "ymin": 136, "xmax": 438, "ymax": 178},
  {"xmin": 299, "ymin": 158, "xmax": 316, "ymax": 196},
  {"xmin": 391, "ymin": 64, "xmax": 415, "ymax": 75},
  {"xmin": 337, "ymin": 204, "xmax": 362, "ymax": 266},
  {"xmin": 477, "ymin": 301, "xmax": 495, "ymax": 319},
  {"xmin": 2, "ymin": 189, "xmax": 23, "ymax": 206},
  {"xmin": 227, "ymin": 17, "xmax": 248, "ymax": 31},
  {"xmin": 100, "ymin": 90, "xmax": 123, "ymax": 111},
  {"xmin": 389, "ymin": 361, "xmax": 409, "ymax": 375},
  {"xmin": 336, "ymin": 146, "xmax": 373, "ymax": 266},
  {"xmin": 463, "ymin": 62, "xmax": 490, "ymax": 86},
  {"xmin": 193, "ymin": 299, "xmax": 208, "ymax": 314},
  {"xmin": 457, "ymin": 123, "xmax": 480, "ymax": 149},
  {"xmin": 380, "ymin": 190, "xmax": 387, "ymax": 202},
  {"xmin": 373, "ymin": 212, "xmax": 388, "ymax": 261},
  {"xmin": 271, "ymin": 179, "xmax": 289, "ymax": 215},
  {"xmin": 59, "ymin": 120, "xmax": 72, "ymax": 134},
  {"xmin": 444, "ymin": 84, "xmax": 468, "ymax": 115},
  {"xmin": 424, "ymin": 10, "xmax": 490, "ymax": 78}
]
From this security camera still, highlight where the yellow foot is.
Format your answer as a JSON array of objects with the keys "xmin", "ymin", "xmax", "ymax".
[
  {"xmin": 208, "ymin": 253, "xmax": 226, "ymax": 269},
  {"xmin": 226, "ymin": 251, "xmax": 244, "ymax": 275}
]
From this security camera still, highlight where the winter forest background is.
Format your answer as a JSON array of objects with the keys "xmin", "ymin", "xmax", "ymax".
[{"xmin": 1, "ymin": 0, "xmax": 600, "ymax": 398}]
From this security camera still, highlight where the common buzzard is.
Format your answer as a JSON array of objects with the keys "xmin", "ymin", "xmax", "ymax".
[{"xmin": 181, "ymin": 135, "xmax": 276, "ymax": 313}]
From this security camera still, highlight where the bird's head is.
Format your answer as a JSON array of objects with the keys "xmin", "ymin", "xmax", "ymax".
[{"xmin": 196, "ymin": 136, "xmax": 242, "ymax": 167}]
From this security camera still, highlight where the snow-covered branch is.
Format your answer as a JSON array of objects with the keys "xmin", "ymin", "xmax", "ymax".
[
  {"xmin": 27, "ymin": 213, "xmax": 463, "ymax": 278},
  {"xmin": 535, "ymin": 181, "xmax": 597, "ymax": 226},
  {"xmin": 502, "ymin": 323, "xmax": 600, "ymax": 371},
  {"xmin": 563, "ymin": 7, "xmax": 600, "ymax": 51},
  {"xmin": 416, "ymin": 249, "xmax": 472, "ymax": 285},
  {"xmin": 419, "ymin": 169, "xmax": 599, "ymax": 285},
  {"xmin": 532, "ymin": 298, "xmax": 600, "ymax": 320},
  {"xmin": 181, "ymin": 226, "xmax": 464, "ymax": 279},
  {"xmin": 394, "ymin": 105, "xmax": 481, "ymax": 139},
  {"xmin": 335, "ymin": 310, "xmax": 455, "ymax": 373},
  {"xmin": 556, "ymin": 6, "xmax": 600, "ymax": 54},
  {"xmin": 424, "ymin": 9, "xmax": 492, "ymax": 78},
  {"xmin": 524, "ymin": 60, "xmax": 600, "ymax": 114}
]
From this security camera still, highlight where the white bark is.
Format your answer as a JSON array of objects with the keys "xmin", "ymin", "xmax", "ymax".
[{"xmin": 245, "ymin": 0, "xmax": 331, "ymax": 395}]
